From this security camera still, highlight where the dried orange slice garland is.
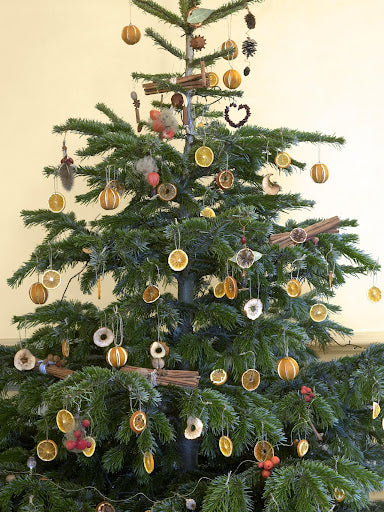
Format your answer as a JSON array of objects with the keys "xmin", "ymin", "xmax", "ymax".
[
  {"xmin": 224, "ymin": 276, "xmax": 238, "ymax": 299},
  {"xmin": 254, "ymin": 440, "xmax": 274, "ymax": 462}
]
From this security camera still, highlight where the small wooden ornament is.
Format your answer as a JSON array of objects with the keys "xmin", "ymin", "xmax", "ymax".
[
  {"xmin": 99, "ymin": 188, "xmax": 120, "ymax": 210},
  {"xmin": 106, "ymin": 346, "xmax": 128, "ymax": 368},
  {"xmin": 276, "ymin": 357, "xmax": 299, "ymax": 381},
  {"xmin": 310, "ymin": 163, "xmax": 329, "ymax": 183},
  {"xmin": 29, "ymin": 282, "xmax": 48, "ymax": 304},
  {"xmin": 223, "ymin": 69, "xmax": 242, "ymax": 89},
  {"xmin": 171, "ymin": 93, "xmax": 184, "ymax": 108},
  {"xmin": 121, "ymin": 25, "xmax": 141, "ymax": 45},
  {"xmin": 221, "ymin": 40, "xmax": 238, "ymax": 60}
]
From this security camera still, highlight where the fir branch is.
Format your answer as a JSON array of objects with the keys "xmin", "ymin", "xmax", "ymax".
[
  {"xmin": 203, "ymin": 0, "xmax": 263, "ymax": 27},
  {"xmin": 132, "ymin": 0, "xmax": 186, "ymax": 28},
  {"xmin": 145, "ymin": 28, "xmax": 186, "ymax": 59}
]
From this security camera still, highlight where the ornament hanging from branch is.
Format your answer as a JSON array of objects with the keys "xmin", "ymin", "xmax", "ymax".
[
  {"xmin": 190, "ymin": 35, "xmax": 206, "ymax": 51},
  {"xmin": 135, "ymin": 155, "xmax": 159, "ymax": 187},
  {"xmin": 242, "ymin": 37, "xmax": 257, "ymax": 58},
  {"xmin": 149, "ymin": 108, "xmax": 178, "ymax": 140},
  {"xmin": 245, "ymin": 7, "xmax": 256, "ymax": 29},
  {"xmin": 58, "ymin": 139, "xmax": 76, "ymax": 191},
  {"xmin": 224, "ymin": 102, "xmax": 251, "ymax": 128}
]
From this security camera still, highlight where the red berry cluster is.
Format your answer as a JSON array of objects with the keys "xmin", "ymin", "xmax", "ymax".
[
  {"xmin": 65, "ymin": 419, "xmax": 91, "ymax": 452},
  {"xmin": 300, "ymin": 386, "xmax": 315, "ymax": 403},
  {"xmin": 240, "ymin": 236, "xmax": 247, "ymax": 245},
  {"xmin": 258, "ymin": 455, "xmax": 280, "ymax": 478},
  {"xmin": 60, "ymin": 156, "xmax": 74, "ymax": 165}
]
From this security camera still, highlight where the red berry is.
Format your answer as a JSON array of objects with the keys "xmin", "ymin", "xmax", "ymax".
[
  {"xmin": 60, "ymin": 158, "xmax": 65, "ymax": 164},
  {"xmin": 152, "ymin": 119, "xmax": 166, "ymax": 133},
  {"xmin": 240, "ymin": 236, "xmax": 246, "ymax": 245},
  {"xmin": 305, "ymin": 396, "xmax": 311, "ymax": 402},
  {"xmin": 86, "ymin": 441, "xmax": 92, "ymax": 448},
  {"xmin": 264, "ymin": 460, "xmax": 274, "ymax": 471},
  {"xmin": 67, "ymin": 157, "xmax": 74, "ymax": 164},
  {"xmin": 65, "ymin": 440, "xmax": 76, "ymax": 451},
  {"xmin": 150, "ymin": 109, "xmax": 161, "ymax": 120},
  {"xmin": 271, "ymin": 456, "xmax": 280, "ymax": 465},
  {"xmin": 306, "ymin": 387, "xmax": 312, "ymax": 394},
  {"xmin": 258, "ymin": 461, "xmax": 264, "ymax": 469},
  {"xmin": 162, "ymin": 128, "xmax": 175, "ymax": 140},
  {"xmin": 309, "ymin": 392, "xmax": 315, "ymax": 398},
  {"xmin": 300, "ymin": 386, "xmax": 308, "ymax": 395},
  {"xmin": 146, "ymin": 171, "xmax": 160, "ymax": 187},
  {"xmin": 261, "ymin": 470, "xmax": 271, "ymax": 478},
  {"xmin": 74, "ymin": 430, "xmax": 82, "ymax": 439},
  {"xmin": 82, "ymin": 419, "xmax": 90, "ymax": 428},
  {"xmin": 76, "ymin": 439, "xmax": 87, "ymax": 450}
]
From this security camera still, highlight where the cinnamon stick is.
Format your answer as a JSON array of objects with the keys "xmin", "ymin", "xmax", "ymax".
[{"xmin": 270, "ymin": 217, "xmax": 340, "ymax": 248}]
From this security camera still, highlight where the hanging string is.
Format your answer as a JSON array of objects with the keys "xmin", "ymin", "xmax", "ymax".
[
  {"xmin": 290, "ymin": 256, "xmax": 306, "ymax": 281},
  {"xmin": 283, "ymin": 327, "xmax": 288, "ymax": 357},
  {"xmin": 317, "ymin": 142, "xmax": 321, "ymax": 163},
  {"xmin": 174, "ymin": 219, "xmax": 181, "ymax": 249}
]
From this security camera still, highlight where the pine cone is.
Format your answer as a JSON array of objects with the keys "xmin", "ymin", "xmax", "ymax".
[
  {"xmin": 242, "ymin": 37, "xmax": 257, "ymax": 58},
  {"xmin": 245, "ymin": 9, "xmax": 256, "ymax": 29}
]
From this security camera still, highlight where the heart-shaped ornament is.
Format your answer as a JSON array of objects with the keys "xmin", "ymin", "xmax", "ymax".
[{"xmin": 224, "ymin": 102, "xmax": 251, "ymax": 128}]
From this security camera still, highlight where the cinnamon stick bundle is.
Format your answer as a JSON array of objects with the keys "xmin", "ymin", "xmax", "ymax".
[
  {"xmin": 14, "ymin": 349, "xmax": 199, "ymax": 388},
  {"xmin": 270, "ymin": 216, "xmax": 340, "ymax": 249},
  {"xmin": 143, "ymin": 61, "xmax": 209, "ymax": 95}
]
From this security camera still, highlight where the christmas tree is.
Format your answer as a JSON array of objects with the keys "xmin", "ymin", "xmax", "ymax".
[{"xmin": 2, "ymin": 0, "xmax": 384, "ymax": 511}]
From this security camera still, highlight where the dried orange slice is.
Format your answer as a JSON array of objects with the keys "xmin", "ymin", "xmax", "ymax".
[
  {"xmin": 200, "ymin": 207, "xmax": 215, "ymax": 218},
  {"xmin": 61, "ymin": 339, "xmax": 70, "ymax": 358},
  {"xmin": 143, "ymin": 451, "xmax": 154, "ymax": 474},
  {"xmin": 37, "ymin": 439, "xmax": 58, "ymax": 461},
  {"xmin": 143, "ymin": 285, "xmax": 160, "ymax": 303},
  {"xmin": 219, "ymin": 436, "xmax": 233, "ymax": 457},
  {"xmin": 195, "ymin": 146, "xmax": 214, "ymax": 167},
  {"xmin": 168, "ymin": 249, "xmax": 188, "ymax": 271},
  {"xmin": 236, "ymin": 248, "xmax": 255, "ymax": 269},
  {"xmin": 241, "ymin": 369, "xmax": 260, "ymax": 391},
  {"xmin": 368, "ymin": 286, "xmax": 382, "ymax": 302},
  {"xmin": 334, "ymin": 488, "xmax": 346, "ymax": 502},
  {"xmin": 310, "ymin": 304, "xmax": 328, "ymax": 322},
  {"xmin": 82, "ymin": 436, "xmax": 96, "ymax": 457},
  {"xmin": 48, "ymin": 193, "xmax": 65, "ymax": 213},
  {"xmin": 297, "ymin": 439, "xmax": 309, "ymax": 458},
  {"xmin": 274, "ymin": 152, "xmax": 291, "ymax": 168},
  {"xmin": 157, "ymin": 183, "xmax": 177, "ymax": 201},
  {"xmin": 130, "ymin": 411, "xmax": 147, "ymax": 433},
  {"xmin": 224, "ymin": 276, "xmax": 238, "ymax": 299},
  {"xmin": 216, "ymin": 170, "xmax": 234, "ymax": 190},
  {"xmin": 213, "ymin": 282, "xmax": 225, "ymax": 298},
  {"xmin": 208, "ymin": 72, "xmax": 219, "ymax": 87},
  {"xmin": 254, "ymin": 441, "xmax": 274, "ymax": 462},
  {"xmin": 210, "ymin": 369, "xmax": 227, "ymax": 385},
  {"xmin": 286, "ymin": 279, "xmax": 301, "ymax": 298},
  {"xmin": 373, "ymin": 401, "xmax": 381, "ymax": 419},
  {"xmin": 56, "ymin": 409, "xmax": 75, "ymax": 433},
  {"xmin": 42, "ymin": 270, "xmax": 61, "ymax": 289},
  {"xmin": 290, "ymin": 227, "xmax": 307, "ymax": 244}
]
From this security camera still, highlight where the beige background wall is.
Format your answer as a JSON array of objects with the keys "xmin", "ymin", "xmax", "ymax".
[{"xmin": 1, "ymin": 0, "xmax": 383, "ymax": 340}]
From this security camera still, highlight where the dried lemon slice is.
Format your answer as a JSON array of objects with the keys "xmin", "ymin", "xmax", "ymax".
[
  {"xmin": 210, "ymin": 369, "xmax": 227, "ymax": 385},
  {"xmin": 224, "ymin": 276, "xmax": 238, "ymax": 299},
  {"xmin": 275, "ymin": 152, "xmax": 291, "ymax": 168},
  {"xmin": 42, "ymin": 270, "xmax": 61, "ymax": 290},
  {"xmin": 200, "ymin": 207, "xmax": 215, "ymax": 218},
  {"xmin": 216, "ymin": 170, "xmax": 234, "ymax": 190},
  {"xmin": 157, "ymin": 183, "xmax": 177, "ymax": 201},
  {"xmin": 286, "ymin": 279, "xmax": 301, "ymax": 298},
  {"xmin": 195, "ymin": 146, "xmax": 214, "ymax": 167},
  {"xmin": 297, "ymin": 439, "xmax": 309, "ymax": 458},
  {"xmin": 213, "ymin": 282, "xmax": 225, "ymax": 298},
  {"xmin": 48, "ymin": 193, "xmax": 65, "ymax": 213},
  {"xmin": 254, "ymin": 441, "xmax": 274, "ymax": 462},
  {"xmin": 219, "ymin": 436, "xmax": 233, "ymax": 457},
  {"xmin": 334, "ymin": 488, "xmax": 346, "ymax": 502},
  {"xmin": 56, "ymin": 409, "xmax": 75, "ymax": 433},
  {"xmin": 37, "ymin": 439, "xmax": 58, "ymax": 461},
  {"xmin": 236, "ymin": 248, "xmax": 255, "ymax": 269},
  {"xmin": 373, "ymin": 401, "xmax": 381, "ymax": 419},
  {"xmin": 168, "ymin": 249, "xmax": 188, "ymax": 271},
  {"xmin": 130, "ymin": 411, "xmax": 147, "ymax": 433},
  {"xmin": 143, "ymin": 285, "xmax": 160, "ymax": 303},
  {"xmin": 368, "ymin": 286, "xmax": 381, "ymax": 302},
  {"xmin": 143, "ymin": 451, "xmax": 154, "ymax": 474},
  {"xmin": 241, "ymin": 369, "xmax": 260, "ymax": 391},
  {"xmin": 82, "ymin": 436, "xmax": 96, "ymax": 457}
]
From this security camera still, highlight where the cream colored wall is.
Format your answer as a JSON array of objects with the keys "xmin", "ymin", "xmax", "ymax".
[{"xmin": 1, "ymin": 0, "xmax": 383, "ymax": 339}]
